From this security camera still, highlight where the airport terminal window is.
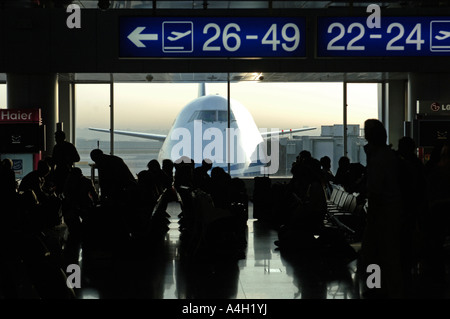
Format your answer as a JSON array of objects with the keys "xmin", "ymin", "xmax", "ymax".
[
  {"xmin": 74, "ymin": 84, "xmax": 111, "ymax": 177},
  {"xmin": 220, "ymin": 81, "xmax": 378, "ymax": 176},
  {"xmin": 347, "ymin": 83, "xmax": 378, "ymax": 134},
  {"xmin": 74, "ymin": 80, "xmax": 378, "ymax": 179},
  {"xmin": 112, "ymin": 82, "xmax": 197, "ymax": 176},
  {"xmin": 347, "ymin": 83, "xmax": 379, "ymax": 167}
]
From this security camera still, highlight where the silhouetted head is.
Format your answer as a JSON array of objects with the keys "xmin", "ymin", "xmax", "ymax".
[
  {"xmin": 55, "ymin": 130, "xmax": 66, "ymax": 143},
  {"xmin": 90, "ymin": 149, "xmax": 104, "ymax": 163},
  {"xmin": 147, "ymin": 159, "xmax": 161, "ymax": 172},
  {"xmin": 364, "ymin": 119, "xmax": 387, "ymax": 146},
  {"xmin": 201, "ymin": 159, "xmax": 213, "ymax": 171},
  {"xmin": 338, "ymin": 156, "xmax": 350, "ymax": 169},
  {"xmin": 174, "ymin": 162, "xmax": 194, "ymax": 188},
  {"xmin": 211, "ymin": 166, "xmax": 229, "ymax": 180},
  {"xmin": 1, "ymin": 158, "xmax": 13, "ymax": 170},
  {"xmin": 162, "ymin": 159, "xmax": 174, "ymax": 172},
  {"xmin": 320, "ymin": 156, "xmax": 331, "ymax": 170},
  {"xmin": 297, "ymin": 150, "xmax": 312, "ymax": 162}
]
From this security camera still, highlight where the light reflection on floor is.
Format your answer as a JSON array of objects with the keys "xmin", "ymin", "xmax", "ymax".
[{"xmin": 77, "ymin": 201, "xmax": 361, "ymax": 299}]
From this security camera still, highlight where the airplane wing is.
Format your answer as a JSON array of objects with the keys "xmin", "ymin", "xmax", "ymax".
[
  {"xmin": 260, "ymin": 127, "xmax": 316, "ymax": 138},
  {"xmin": 89, "ymin": 127, "xmax": 167, "ymax": 142}
]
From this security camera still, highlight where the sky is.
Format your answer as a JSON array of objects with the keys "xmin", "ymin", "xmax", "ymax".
[{"xmin": 73, "ymin": 81, "xmax": 379, "ymax": 141}]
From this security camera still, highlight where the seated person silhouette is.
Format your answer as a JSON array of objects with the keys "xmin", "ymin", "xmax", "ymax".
[{"xmin": 19, "ymin": 160, "xmax": 62, "ymax": 230}]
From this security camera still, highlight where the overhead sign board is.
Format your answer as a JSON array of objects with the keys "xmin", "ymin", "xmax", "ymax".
[
  {"xmin": 0, "ymin": 108, "xmax": 41, "ymax": 124},
  {"xmin": 317, "ymin": 16, "xmax": 450, "ymax": 57},
  {"xmin": 119, "ymin": 17, "xmax": 306, "ymax": 58},
  {"xmin": 417, "ymin": 100, "xmax": 450, "ymax": 116}
]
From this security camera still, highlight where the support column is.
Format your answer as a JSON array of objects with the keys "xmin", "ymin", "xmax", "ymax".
[
  {"xmin": 58, "ymin": 74, "xmax": 74, "ymax": 143},
  {"xmin": 378, "ymin": 80, "xmax": 407, "ymax": 148},
  {"xmin": 7, "ymin": 73, "xmax": 58, "ymax": 157},
  {"xmin": 385, "ymin": 80, "xmax": 407, "ymax": 148}
]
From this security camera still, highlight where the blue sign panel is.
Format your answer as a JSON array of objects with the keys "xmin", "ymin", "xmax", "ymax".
[
  {"xmin": 317, "ymin": 16, "xmax": 450, "ymax": 57},
  {"xmin": 119, "ymin": 17, "xmax": 306, "ymax": 58}
]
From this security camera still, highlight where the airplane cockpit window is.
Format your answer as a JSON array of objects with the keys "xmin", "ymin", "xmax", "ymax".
[
  {"xmin": 189, "ymin": 110, "xmax": 237, "ymax": 123},
  {"xmin": 218, "ymin": 111, "xmax": 236, "ymax": 122},
  {"xmin": 189, "ymin": 110, "xmax": 217, "ymax": 122}
]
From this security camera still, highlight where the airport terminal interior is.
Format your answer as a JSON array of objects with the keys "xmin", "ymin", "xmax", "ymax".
[{"xmin": 2, "ymin": 0, "xmax": 450, "ymax": 302}]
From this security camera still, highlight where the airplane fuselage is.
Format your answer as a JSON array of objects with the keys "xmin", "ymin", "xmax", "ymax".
[{"xmin": 158, "ymin": 94, "xmax": 269, "ymax": 176}]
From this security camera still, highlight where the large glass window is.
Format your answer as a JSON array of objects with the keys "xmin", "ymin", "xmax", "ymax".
[
  {"xmin": 74, "ymin": 84, "xmax": 111, "ymax": 176},
  {"xmin": 207, "ymin": 81, "xmax": 378, "ymax": 176},
  {"xmin": 112, "ymin": 82, "xmax": 198, "ymax": 176},
  {"xmin": 347, "ymin": 83, "xmax": 379, "ymax": 168},
  {"xmin": 74, "ymin": 78, "xmax": 378, "ymax": 178}
]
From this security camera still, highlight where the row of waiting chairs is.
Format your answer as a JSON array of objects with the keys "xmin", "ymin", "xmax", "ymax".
[{"xmin": 325, "ymin": 185, "xmax": 366, "ymax": 242}]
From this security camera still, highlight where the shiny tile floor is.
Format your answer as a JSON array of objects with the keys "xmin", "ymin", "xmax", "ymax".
[
  {"xmin": 75, "ymin": 201, "xmax": 364, "ymax": 299},
  {"xmin": 73, "ymin": 201, "xmax": 450, "ymax": 300}
]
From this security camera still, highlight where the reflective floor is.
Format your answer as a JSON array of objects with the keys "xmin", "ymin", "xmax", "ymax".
[
  {"xmin": 75, "ymin": 201, "xmax": 363, "ymax": 300},
  {"xmin": 70, "ymin": 200, "xmax": 450, "ymax": 301}
]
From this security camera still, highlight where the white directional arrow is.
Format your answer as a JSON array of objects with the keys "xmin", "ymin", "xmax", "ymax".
[{"xmin": 127, "ymin": 26, "xmax": 158, "ymax": 48}]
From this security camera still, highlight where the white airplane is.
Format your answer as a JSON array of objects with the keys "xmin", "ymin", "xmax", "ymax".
[{"xmin": 89, "ymin": 83, "xmax": 316, "ymax": 176}]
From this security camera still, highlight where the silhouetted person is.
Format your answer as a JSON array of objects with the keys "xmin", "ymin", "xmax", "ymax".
[
  {"xmin": 395, "ymin": 136, "xmax": 427, "ymax": 290},
  {"xmin": 146, "ymin": 159, "xmax": 166, "ymax": 195},
  {"xmin": 42, "ymin": 156, "xmax": 57, "ymax": 195},
  {"xmin": 174, "ymin": 157, "xmax": 196, "ymax": 233},
  {"xmin": 52, "ymin": 131, "xmax": 80, "ymax": 195},
  {"xmin": 334, "ymin": 156, "xmax": 350, "ymax": 187},
  {"xmin": 63, "ymin": 167, "xmax": 99, "ymax": 219},
  {"xmin": 19, "ymin": 160, "xmax": 51, "ymax": 204},
  {"xmin": 276, "ymin": 157, "xmax": 328, "ymax": 250},
  {"xmin": 210, "ymin": 166, "xmax": 232, "ymax": 209},
  {"xmin": 194, "ymin": 159, "xmax": 213, "ymax": 193},
  {"xmin": 174, "ymin": 156, "xmax": 195, "ymax": 191},
  {"xmin": 162, "ymin": 159, "xmax": 174, "ymax": 189},
  {"xmin": 137, "ymin": 159, "xmax": 166, "ymax": 214},
  {"xmin": 320, "ymin": 156, "xmax": 335, "ymax": 198},
  {"xmin": 361, "ymin": 119, "xmax": 404, "ymax": 298},
  {"xmin": 345, "ymin": 162, "xmax": 367, "ymax": 194},
  {"xmin": 19, "ymin": 160, "xmax": 62, "ymax": 230},
  {"xmin": 62, "ymin": 167, "xmax": 99, "ymax": 262},
  {"xmin": 90, "ymin": 149, "xmax": 137, "ymax": 204},
  {"xmin": 290, "ymin": 150, "xmax": 312, "ymax": 176}
]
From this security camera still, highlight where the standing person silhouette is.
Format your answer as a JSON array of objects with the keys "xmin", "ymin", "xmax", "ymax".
[
  {"xmin": 361, "ymin": 119, "xmax": 404, "ymax": 298},
  {"xmin": 52, "ymin": 130, "xmax": 80, "ymax": 195}
]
